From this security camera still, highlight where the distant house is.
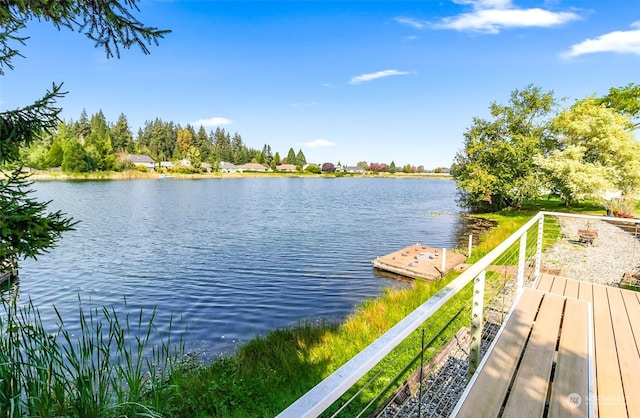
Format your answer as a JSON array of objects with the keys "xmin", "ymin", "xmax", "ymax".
[
  {"xmin": 276, "ymin": 164, "xmax": 297, "ymax": 172},
  {"xmin": 201, "ymin": 162, "xmax": 212, "ymax": 172},
  {"xmin": 128, "ymin": 154, "xmax": 155, "ymax": 170},
  {"xmin": 178, "ymin": 159, "xmax": 192, "ymax": 167},
  {"xmin": 345, "ymin": 166, "xmax": 365, "ymax": 174},
  {"xmin": 219, "ymin": 161, "xmax": 239, "ymax": 172},
  {"xmin": 237, "ymin": 163, "xmax": 270, "ymax": 172},
  {"xmin": 160, "ymin": 161, "xmax": 173, "ymax": 170}
]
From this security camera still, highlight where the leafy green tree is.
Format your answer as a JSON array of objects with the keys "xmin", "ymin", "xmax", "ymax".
[
  {"xmin": 273, "ymin": 151, "xmax": 281, "ymax": 166},
  {"xmin": 389, "ymin": 161, "xmax": 397, "ymax": 173},
  {"xmin": 535, "ymin": 97, "xmax": 640, "ymax": 204},
  {"xmin": 1, "ymin": 1, "xmax": 168, "ymax": 269},
  {"xmin": 452, "ymin": 85, "xmax": 557, "ymax": 212},
  {"xmin": 596, "ymin": 83, "xmax": 640, "ymax": 128}
]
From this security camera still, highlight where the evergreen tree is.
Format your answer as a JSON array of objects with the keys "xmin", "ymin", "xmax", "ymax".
[
  {"xmin": 389, "ymin": 161, "xmax": 397, "ymax": 173},
  {"xmin": 111, "ymin": 113, "xmax": 134, "ymax": 152},
  {"xmin": 73, "ymin": 109, "xmax": 91, "ymax": 143},
  {"xmin": 61, "ymin": 139, "xmax": 91, "ymax": 173},
  {"xmin": 286, "ymin": 147, "xmax": 297, "ymax": 165},
  {"xmin": 296, "ymin": 149, "xmax": 306, "ymax": 166}
]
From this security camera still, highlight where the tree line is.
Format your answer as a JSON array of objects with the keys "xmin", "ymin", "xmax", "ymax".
[
  {"xmin": 452, "ymin": 83, "xmax": 640, "ymax": 213},
  {"xmin": 18, "ymin": 110, "xmax": 313, "ymax": 172}
]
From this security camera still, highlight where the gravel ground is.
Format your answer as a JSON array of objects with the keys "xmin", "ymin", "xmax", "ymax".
[
  {"xmin": 380, "ymin": 216, "xmax": 640, "ymax": 417},
  {"xmin": 543, "ymin": 216, "xmax": 640, "ymax": 286}
]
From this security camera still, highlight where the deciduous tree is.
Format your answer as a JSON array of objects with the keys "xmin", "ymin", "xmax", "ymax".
[
  {"xmin": 534, "ymin": 97, "xmax": 640, "ymax": 204},
  {"xmin": 452, "ymin": 85, "xmax": 557, "ymax": 212}
]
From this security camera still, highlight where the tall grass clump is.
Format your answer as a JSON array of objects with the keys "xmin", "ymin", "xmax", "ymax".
[{"xmin": 0, "ymin": 295, "xmax": 184, "ymax": 417}]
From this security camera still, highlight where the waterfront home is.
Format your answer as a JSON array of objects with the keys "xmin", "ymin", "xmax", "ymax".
[
  {"xmin": 237, "ymin": 163, "xmax": 270, "ymax": 172},
  {"xmin": 127, "ymin": 154, "xmax": 155, "ymax": 170},
  {"xmin": 276, "ymin": 164, "xmax": 297, "ymax": 172},
  {"xmin": 160, "ymin": 161, "xmax": 173, "ymax": 170},
  {"xmin": 345, "ymin": 166, "xmax": 365, "ymax": 174},
  {"xmin": 219, "ymin": 161, "xmax": 238, "ymax": 172}
]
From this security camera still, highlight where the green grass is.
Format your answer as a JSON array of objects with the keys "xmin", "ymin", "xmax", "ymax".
[{"xmin": 0, "ymin": 296, "xmax": 183, "ymax": 417}]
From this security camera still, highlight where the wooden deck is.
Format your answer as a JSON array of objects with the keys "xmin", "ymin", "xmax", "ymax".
[
  {"xmin": 453, "ymin": 274, "xmax": 640, "ymax": 418},
  {"xmin": 371, "ymin": 243, "xmax": 466, "ymax": 280},
  {"xmin": 537, "ymin": 274, "xmax": 640, "ymax": 418}
]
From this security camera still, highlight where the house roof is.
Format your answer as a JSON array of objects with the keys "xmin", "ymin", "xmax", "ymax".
[
  {"xmin": 128, "ymin": 154, "xmax": 155, "ymax": 164},
  {"xmin": 276, "ymin": 164, "xmax": 297, "ymax": 171},
  {"xmin": 219, "ymin": 161, "xmax": 238, "ymax": 169},
  {"xmin": 238, "ymin": 163, "xmax": 269, "ymax": 171}
]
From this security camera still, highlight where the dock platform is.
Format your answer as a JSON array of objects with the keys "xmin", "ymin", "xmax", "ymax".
[{"xmin": 372, "ymin": 243, "xmax": 466, "ymax": 280}]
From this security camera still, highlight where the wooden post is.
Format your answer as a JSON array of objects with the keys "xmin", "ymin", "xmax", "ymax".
[
  {"xmin": 468, "ymin": 234, "xmax": 473, "ymax": 257},
  {"xmin": 469, "ymin": 270, "xmax": 485, "ymax": 377},
  {"xmin": 517, "ymin": 231, "xmax": 527, "ymax": 291}
]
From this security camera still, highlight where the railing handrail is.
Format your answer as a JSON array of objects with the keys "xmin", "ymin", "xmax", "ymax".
[{"xmin": 277, "ymin": 212, "xmax": 545, "ymax": 417}]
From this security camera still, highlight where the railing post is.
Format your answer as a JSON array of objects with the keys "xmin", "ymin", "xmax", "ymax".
[
  {"xmin": 534, "ymin": 214, "xmax": 544, "ymax": 281},
  {"xmin": 469, "ymin": 270, "xmax": 485, "ymax": 377},
  {"xmin": 468, "ymin": 234, "xmax": 473, "ymax": 257},
  {"xmin": 441, "ymin": 248, "xmax": 447, "ymax": 273},
  {"xmin": 517, "ymin": 231, "xmax": 527, "ymax": 291}
]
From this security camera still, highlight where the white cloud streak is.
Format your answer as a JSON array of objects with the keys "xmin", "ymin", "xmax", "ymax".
[
  {"xmin": 191, "ymin": 117, "xmax": 232, "ymax": 127},
  {"xmin": 349, "ymin": 69, "xmax": 411, "ymax": 84},
  {"xmin": 301, "ymin": 139, "xmax": 335, "ymax": 148},
  {"xmin": 563, "ymin": 21, "xmax": 640, "ymax": 57},
  {"xmin": 396, "ymin": 0, "xmax": 580, "ymax": 34}
]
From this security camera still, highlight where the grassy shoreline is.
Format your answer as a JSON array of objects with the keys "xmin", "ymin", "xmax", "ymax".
[{"xmin": 24, "ymin": 169, "xmax": 452, "ymax": 181}]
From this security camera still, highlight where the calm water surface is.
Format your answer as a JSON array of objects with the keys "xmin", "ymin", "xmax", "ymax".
[{"xmin": 14, "ymin": 177, "xmax": 463, "ymax": 357}]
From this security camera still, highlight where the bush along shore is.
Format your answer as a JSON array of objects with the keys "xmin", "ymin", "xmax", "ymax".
[{"xmin": 1, "ymin": 198, "xmax": 623, "ymax": 417}]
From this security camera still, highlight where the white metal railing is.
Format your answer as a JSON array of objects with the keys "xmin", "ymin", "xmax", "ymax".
[{"xmin": 278, "ymin": 211, "xmax": 640, "ymax": 417}]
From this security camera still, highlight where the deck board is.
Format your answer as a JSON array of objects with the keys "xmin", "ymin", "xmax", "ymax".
[
  {"xmin": 536, "ymin": 273, "xmax": 555, "ymax": 292},
  {"xmin": 455, "ymin": 289, "xmax": 544, "ymax": 418},
  {"xmin": 502, "ymin": 292, "xmax": 565, "ymax": 417},
  {"xmin": 548, "ymin": 297, "xmax": 590, "ymax": 418},
  {"xmin": 608, "ymin": 287, "xmax": 640, "ymax": 417},
  {"xmin": 590, "ymin": 285, "xmax": 627, "ymax": 418}
]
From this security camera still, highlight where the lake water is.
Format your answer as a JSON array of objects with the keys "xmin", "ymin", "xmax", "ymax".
[{"xmin": 11, "ymin": 177, "xmax": 463, "ymax": 357}]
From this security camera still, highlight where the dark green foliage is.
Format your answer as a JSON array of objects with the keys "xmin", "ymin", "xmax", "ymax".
[
  {"xmin": 61, "ymin": 138, "xmax": 91, "ymax": 172},
  {"xmin": 0, "ymin": 168, "xmax": 76, "ymax": 264},
  {"xmin": 296, "ymin": 149, "xmax": 307, "ymax": 166},
  {"xmin": 286, "ymin": 147, "xmax": 297, "ymax": 165},
  {"xmin": 452, "ymin": 85, "xmax": 557, "ymax": 212}
]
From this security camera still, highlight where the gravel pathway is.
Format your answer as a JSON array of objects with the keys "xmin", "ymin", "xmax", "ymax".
[
  {"xmin": 543, "ymin": 216, "xmax": 640, "ymax": 286},
  {"xmin": 380, "ymin": 215, "xmax": 640, "ymax": 417}
]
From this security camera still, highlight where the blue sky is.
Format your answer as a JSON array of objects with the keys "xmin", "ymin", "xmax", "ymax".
[{"xmin": 2, "ymin": 0, "xmax": 639, "ymax": 168}]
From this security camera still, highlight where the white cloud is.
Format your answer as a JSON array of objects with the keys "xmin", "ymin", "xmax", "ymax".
[
  {"xmin": 349, "ymin": 69, "xmax": 411, "ymax": 85},
  {"xmin": 563, "ymin": 22, "xmax": 640, "ymax": 57},
  {"xmin": 397, "ymin": 0, "xmax": 580, "ymax": 34},
  {"xmin": 191, "ymin": 117, "xmax": 232, "ymax": 127},
  {"xmin": 301, "ymin": 139, "xmax": 336, "ymax": 148},
  {"xmin": 394, "ymin": 17, "xmax": 427, "ymax": 30}
]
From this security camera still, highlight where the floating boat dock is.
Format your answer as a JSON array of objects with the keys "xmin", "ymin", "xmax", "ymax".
[{"xmin": 372, "ymin": 243, "xmax": 467, "ymax": 280}]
